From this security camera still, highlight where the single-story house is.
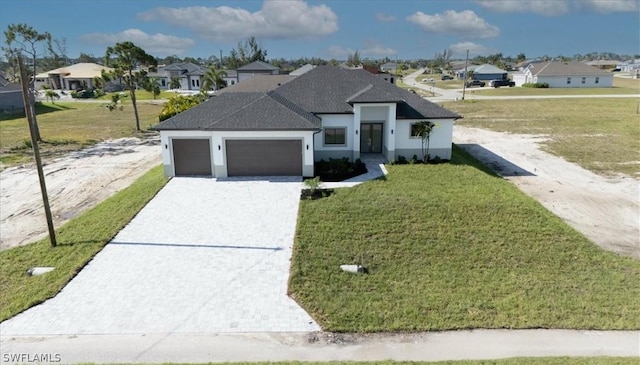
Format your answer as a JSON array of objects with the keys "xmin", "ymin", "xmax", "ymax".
[
  {"xmin": 616, "ymin": 59, "xmax": 640, "ymax": 73},
  {"xmin": 34, "ymin": 63, "xmax": 113, "ymax": 90},
  {"xmin": 236, "ymin": 61, "xmax": 280, "ymax": 84},
  {"xmin": 515, "ymin": 61, "xmax": 613, "ymax": 88},
  {"xmin": 468, "ymin": 64, "xmax": 508, "ymax": 81},
  {"xmin": 149, "ymin": 62, "xmax": 208, "ymax": 91},
  {"xmin": 0, "ymin": 71, "xmax": 31, "ymax": 113},
  {"xmin": 152, "ymin": 66, "xmax": 460, "ymax": 178},
  {"xmin": 222, "ymin": 70, "xmax": 238, "ymax": 86},
  {"xmin": 585, "ymin": 60, "xmax": 619, "ymax": 70},
  {"xmin": 380, "ymin": 62, "xmax": 398, "ymax": 72}
]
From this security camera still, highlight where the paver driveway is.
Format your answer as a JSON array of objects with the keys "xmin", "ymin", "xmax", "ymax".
[{"xmin": 0, "ymin": 177, "xmax": 319, "ymax": 334}]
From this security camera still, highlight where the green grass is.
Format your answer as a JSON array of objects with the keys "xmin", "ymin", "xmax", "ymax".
[
  {"xmin": 444, "ymin": 98, "xmax": 640, "ymax": 177},
  {"xmin": 289, "ymin": 146, "xmax": 640, "ymax": 332},
  {"xmin": 0, "ymin": 101, "xmax": 164, "ymax": 167},
  {"xmin": 95, "ymin": 90, "xmax": 176, "ymax": 101},
  {"xmin": 0, "ymin": 165, "xmax": 168, "ymax": 321}
]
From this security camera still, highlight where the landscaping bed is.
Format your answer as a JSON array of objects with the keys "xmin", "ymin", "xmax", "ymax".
[{"xmin": 314, "ymin": 157, "xmax": 367, "ymax": 182}]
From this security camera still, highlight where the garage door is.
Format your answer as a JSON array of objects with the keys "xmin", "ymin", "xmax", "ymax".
[
  {"xmin": 226, "ymin": 140, "xmax": 302, "ymax": 176},
  {"xmin": 172, "ymin": 139, "xmax": 212, "ymax": 176}
]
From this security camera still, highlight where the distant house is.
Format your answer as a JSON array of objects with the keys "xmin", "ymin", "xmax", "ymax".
[
  {"xmin": 363, "ymin": 65, "xmax": 396, "ymax": 84},
  {"xmin": 514, "ymin": 61, "xmax": 613, "ymax": 88},
  {"xmin": 0, "ymin": 71, "xmax": 30, "ymax": 113},
  {"xmin": 585, "ymin": 60, "xmax": 619, "ymax": 70},
  {"xmin": 616, "ymin": 59, "xmax": 640, "ymax": 74},
  {"xmin": 222, "ymin": 70, "xmax": 238, "ymax": 87},
  {"xmin": 379, "ymin": 62, "xmax": 397, "ymax": 72},
  {"xmin": 34, "ymin": 63, "xmax": 113, "ymax": 90},
  {"xmin": 289, "ymin": 64, "xmax": 316, "ymax": 76},
  {"xmin": 468, "ymin": 64, "xmax": 508, "ymax": 81},
  {"xmin": 149, "ymin": 62, "xmax": 208, "ymax": 91},
  {"xmin": 236, "ymin": 61, "xmax": 280, "ymax": 83}
]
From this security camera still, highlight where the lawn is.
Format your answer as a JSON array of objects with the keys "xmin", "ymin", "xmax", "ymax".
[
  {"xmin": 443, "ymin": 98, "xmax": 640, "ymax": 177},
  {"xmin": 0, "ymin": 101, "xmax": 164, "ymax": 167},
  {"xmin": 0, "ymin": 165, "xmax": 167, "ymax": 321},
  {"xmin": 290, "ymin": 146, "xmax": 640, "ymax": 332}
]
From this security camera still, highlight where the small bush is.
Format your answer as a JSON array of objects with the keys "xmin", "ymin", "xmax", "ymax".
[
  {"xmin": 522, "ymin": 82, "xmax": 549, "ymax": 88},
  {"xmin": 396, "ymin": 155, "xmax": 408, "ymax": 165},
  {"xmin": 314, "ymin": 157, "xmax": 368, "ymax": 181},
  {"xmin": 71, "ymin": 89, "xmax": 96, "ymax": 99}
]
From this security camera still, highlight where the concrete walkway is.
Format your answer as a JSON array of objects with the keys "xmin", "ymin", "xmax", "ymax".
[
  {"xmin": 0, "ymin": 178, "xmax": 319, "ymax": 335},
  {"xmin": 1, "ymin": 330, "xmax": 638, "ymax": 363},
  {"xmin": 322, "ymin": 154, "xmax": 388, "ymax": 188}
]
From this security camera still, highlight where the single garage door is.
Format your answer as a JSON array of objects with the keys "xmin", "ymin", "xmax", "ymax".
[
  {"xmin": 226, "ymin": 139, "xmax": 302, "ymax": 176},
  {"xmin": 172, "ymin": 139, "xmax": 212, "ymax": 176}
]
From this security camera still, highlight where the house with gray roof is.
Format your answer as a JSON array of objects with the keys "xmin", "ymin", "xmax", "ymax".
[
  {"xmin": 0, "ymin": 70, "xmax": 29, "ymax": 113},
  {"xmin": 514, "ymin": 61, "xmax": 613, "ymax": 88},
  {"xmin": 236, "ymin": 61, "xmax": 280, "ymax": 83},
  {"xmin": 148, "ymin": 62, "xmax": 208, "ymax": 91},
  {"xmin": 153, "ymin": 65, "xmax": 460, "ymax": 178}
]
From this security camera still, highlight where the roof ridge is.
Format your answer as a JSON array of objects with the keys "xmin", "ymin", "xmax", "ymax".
[
  {"xmin": 204, "ymin": 92, "xmax": 267, "ymax": 129},
  {"xmin": 268, "ymin": 91, "xmax": 321, "ymax": 128},
  {"xmin": 346, "ymin": 84, "xmax": 373, "ymax": 102}
]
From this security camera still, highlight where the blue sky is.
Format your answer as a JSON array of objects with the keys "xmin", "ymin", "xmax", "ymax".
[{"xmin": 1, "ymin": 0, "xmax": 638, "ymax": 61}]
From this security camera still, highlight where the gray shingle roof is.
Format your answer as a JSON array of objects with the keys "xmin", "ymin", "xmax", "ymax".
[
  {"xmin": 216, "ymin": 75, "xmax": 293, "ymax": 94},
  {"xmin": 153, "ymin": 92, "xmax": 320, "ymax": 131},
  {"xmin": 274, "ymin": 66, "xmax": 460, "ymax": 119},
  {"xmin": 529, "ymin": 61, "xmax": 610, "ymax": 76},
  {"xmin": 237, "ymin": 61, "xmax": 280, "ymax": 72}
]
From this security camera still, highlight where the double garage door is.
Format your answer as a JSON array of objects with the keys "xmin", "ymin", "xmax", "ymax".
[{"xmin": 172, "ymin": 139, "xmax": 302, "ymax": 177}]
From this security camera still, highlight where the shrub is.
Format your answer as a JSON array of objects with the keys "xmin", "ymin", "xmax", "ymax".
[
  {"xmin": 314, "ymin": 157, "xmax": 368, "ymax": 181},
  {"xmin": 70, "ymin": 89, "xmax": 97, "ymax": 99},
  {"xmin": 396, "ymin": 155, "xmax": 407, "ymax": 165},
  {"xmin": 522, "ymin": 82, "xmax": 549, "ymax": 88}
]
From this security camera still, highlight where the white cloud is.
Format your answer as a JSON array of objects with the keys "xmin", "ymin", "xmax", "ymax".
[
  {"xmin": 473, "ymin": 0, "xmax": 570, "ymax": 16},
  {"xmin": 578, "ymin": 0, "xmax": 639, "ymax": 13},
  {"xmin": 138, "ymin": 0, "xmax": 338, "ymax": 42},
  {"xmin": 326, "ymin": 45, "xmax": 355, "ymax": 58},
  {"xmin": 361, "ymin": 41, "xmax": 396, "ymax": 56},
  {"xmin": 80, "ymin": 29, "xmax": 195, "ymax": 55},
  {"xmin": 449, "ymin": 41, "xmax": 498, "ymax": 57},
  {"xmin": 407, "ymin": 10, "xmax": 500, "ymax": 38},
  {"xmin": 375, "ymin": 12, "xmax": 396, "ymax": 22}
]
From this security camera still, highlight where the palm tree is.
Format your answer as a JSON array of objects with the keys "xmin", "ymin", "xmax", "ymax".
[
  {"xmin": 201, "ymin": 66, "xmax": 227, "ymax": 92},
  {"xmin": 169, "ymin": 77, "xmax": 181, "ymax": 90},
  {"xmin": 413, "ymin": 121, "xmax": 437, "ymax": 162}
]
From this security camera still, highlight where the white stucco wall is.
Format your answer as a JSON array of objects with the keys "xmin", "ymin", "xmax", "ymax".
[
  {"xmin": 533, "ymin": 75, "xmax": 613, "ymax": 88},
  {"xmin": 395, "ymin": 119, "xmax": 454, "ymax": 159}
]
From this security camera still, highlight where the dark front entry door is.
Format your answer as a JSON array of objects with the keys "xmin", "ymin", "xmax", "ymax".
[{"xmin": 360, "ymin": 123, "xmax": 383, "ymax": 153}]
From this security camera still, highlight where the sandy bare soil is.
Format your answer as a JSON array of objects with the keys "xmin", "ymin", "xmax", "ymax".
[
  {"xmin": 0, "ymin": 137, "xmax": 161, "ymax": 250},
  {"xmin": 454, "ymin": 126, "xmax": 640, "ymax": 259}
]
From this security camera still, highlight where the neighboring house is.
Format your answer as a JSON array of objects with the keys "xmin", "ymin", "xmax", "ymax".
[
  {"xmin": 236, "ymin": 61, "xmax": 280, "ymax": 83},
  {"xmin": 215, "ymin": 74, "xmax": 294, "ymax": 94},
  {"xmin": 468, "ymin": 64, "xmax": 508, "ymax": 81},
  {"xmin": 363, "ymin": 65, "xmax": 396, "ymax": 84},
  {"xmin": 149, "ymin": 62, "xmax": 208, "ymax": 91},
  {"xmin": 34, "ymin": 63, "xmax": 113, "ymax": 90},
  {"xmin": 152, "ymin": 66, "xmax": 460, "ymax": 178},
  {"xmin": 0, "ymin": 71, "xmax": 30, "ymax": 113},
  {"xmin": 380, "ymin": 62, "xmax": 397, "ymax": 72},
  {"xmin": 289, "ymin": 64, "xmax": 316, "ymax": 76},
  {"xmin": 515, "ymin": 61, "xmax": 613, "ymax": 87},
  {"xmin": 616, "ymin": 59, "xmax": 640, "ymax": 73},
  {"xmin": 585, "ymin": 60, "xmax": 619, "ymax": 70},
  {"xmin": 222, "ymin": 70, "xmax": 238, "ymax": 86}
]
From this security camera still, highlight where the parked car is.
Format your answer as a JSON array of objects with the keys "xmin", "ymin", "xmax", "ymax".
[
  {"xmin": 441, "ymin": 75, "xmax": 453, "ymax": 80},
  {"xmin": 465, "ymin": 80, "xmax": 486, "ymax": 87},
  {"xmin": 489, "ymin": 79, "xmax": 515, "ymax": 88}
]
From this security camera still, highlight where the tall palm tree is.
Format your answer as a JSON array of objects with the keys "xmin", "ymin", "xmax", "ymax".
[{"xmin": 201, "ymin": 66, "xmax": 227, "ymax": 92}]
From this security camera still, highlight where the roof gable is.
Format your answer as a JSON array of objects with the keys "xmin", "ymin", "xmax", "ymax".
[
  {"xmin": 473, "ymin": 64, "xmax": 507, "ymax": 74},
  {"xmin": 237, "ymin": 61, "xmax": 280, "ymax": 72},
  {"xmin": 153, "ymin": 92, "xmax": 320, "ymax": 131}
]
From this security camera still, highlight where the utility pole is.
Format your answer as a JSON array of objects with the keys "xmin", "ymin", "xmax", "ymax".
[
  {"xmin": 461, "ymin": 49, "xmax": 469, "ymax": 101},
  {"xmin": 219, "ymin": 49, "xmax": 223, "ymax": 68},
  {"xmin": 18, "ymin": 54, "xmax": 57, "ymax": 247}
]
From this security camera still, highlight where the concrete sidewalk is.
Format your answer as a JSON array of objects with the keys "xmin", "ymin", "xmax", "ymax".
[{"xmin": 1, "ymin": 330, "xmax": 638, "ymax": 363}]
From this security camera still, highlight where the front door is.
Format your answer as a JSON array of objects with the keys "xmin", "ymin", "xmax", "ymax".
[{"xmin": 360, "ymin": 123, "xmax": 383, "ymax": 153}]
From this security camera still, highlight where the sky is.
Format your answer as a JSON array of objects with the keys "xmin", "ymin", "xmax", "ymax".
[{"xmin": 0, "ymin": 0, "xmax": 638, "ymax": 61}]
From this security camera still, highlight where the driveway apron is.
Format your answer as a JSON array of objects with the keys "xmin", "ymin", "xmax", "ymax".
[{"xmin": 0, "ymin": 177, "xmax": 320, "ymax": 334}]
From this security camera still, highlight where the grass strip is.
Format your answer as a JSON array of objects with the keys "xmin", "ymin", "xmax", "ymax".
[
  {"xmin": 290, "ymin": 146, "xmax": 640, "ymax": 332},
  {"xmin": 0, "ymin": 165, "xmax": 168, "ymax": 321}
]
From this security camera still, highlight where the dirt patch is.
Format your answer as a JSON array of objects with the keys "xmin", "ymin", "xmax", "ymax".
[
  {"xmin": 0, "ymin": 137, "xmax": 162, "ymax": 250},
  {"xmin": 454, "ymin": 126, "xmax": 639, "ymax": 259}
]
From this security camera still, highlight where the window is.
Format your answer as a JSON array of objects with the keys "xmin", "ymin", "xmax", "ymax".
[
  {"xmin": 581, "ymin": 77, "xmax": 586, "ymax": 84},
  {"xmin": 567, "ymin": 77, "xmax": 571, "ymax": 84},
  {"xmin": 324, "ymin": 128, "xmax": 346, "ymax": 145},
  {"xmin": 410, "ymin": 123, "xmax": 424, "ymax": 138},
  {"xmin": 595, "ymin": 77, "xmax": 599, "ymax": 84},
  {"xmin": 191, "ymin": 79, "xmax": 200, "ymax": 87},
  {"xmin": 161, "ymin": 79, "xmax": 166, "ymax": 87}
]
